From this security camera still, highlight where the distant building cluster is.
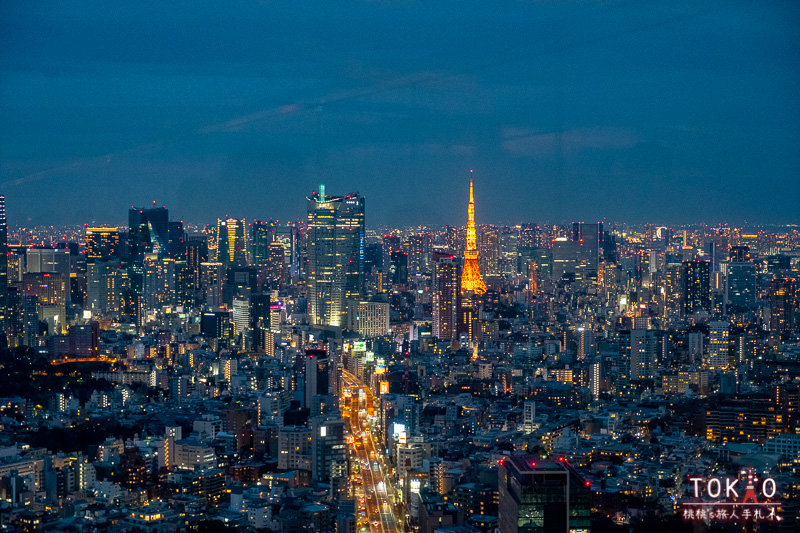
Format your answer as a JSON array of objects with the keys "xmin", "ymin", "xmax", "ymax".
[{"xmin": 0, "ymin": 188, "xmax": 799, "ymax": 532}]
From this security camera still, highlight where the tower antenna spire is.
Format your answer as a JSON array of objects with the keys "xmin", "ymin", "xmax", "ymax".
[{"xmin": 461, "ymin": 173, "xmax": 487, "ymax": 294}]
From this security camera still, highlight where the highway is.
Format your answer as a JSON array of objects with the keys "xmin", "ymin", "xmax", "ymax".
[{"xmin": 341, "ymin": 369, "xmax": 401, "ymax": 533}]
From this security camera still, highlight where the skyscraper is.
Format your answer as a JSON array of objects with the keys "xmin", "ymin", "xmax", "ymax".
[
  {"xmin": 306, "ymin": 185, "xmax": 365, "ymax": 327},
  {"xmin": 250, "ymin": 220, "xmax": 275, "ymax": 266},
  {"xmin": 0, "ymin": 196, "xmax": 7, "ymax": 335},
  {"xmin": 725, "ymin": 261, "xmax": 756, "ymax": 309},
  {"xmin": 142, "ymin": 254, "xmax": 176, "ymax": 312},
  {"xmin": 769, "ymin": 277, "xmax": 796, "ymax": 335},
  {"xmin": 460, "ymin": 178, "xmax": 487, "ymax": 295},
  {"xmin": 682, "ymin": 260, "xmax": 710, "ymax": 315},
  {"xmin": 624, "ymin": 328, "xmax": 656, "ymax": 381},
  {"xmin": 128, "ymin": 206, "xmax": 170, "ymax": 260},
  {"xmin": 478, "ymin": 224, "xmax": 500, "ymax": 278},
  {"xmin": 572, "ymin": 222, "xmax": 603, "ymax": 274},
  {"xmin": 432, "ymin": 253, "xmax": 459, "ymax": 341},
  {"xmin": 311, "ymin": 415, "xmax": 347, "ymax": 484},
  {"xmin": 708, "ymin": 320, "xmax": 730, "ymax": 368},
  {"xmin": 304, "ymin": 348, "xmax": 330, "ymax": 410},
  {"xmin": 215, "ymin": 218, "xmax": 248, "ymax": 267}
]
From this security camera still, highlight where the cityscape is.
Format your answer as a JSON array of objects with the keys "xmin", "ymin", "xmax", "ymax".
[
  {"xmin": 2, "ymin": 1, "xmax": 799, "ymax": 532},
  {"xmin": 0, "ymin": 183, "xmax": 798, "ymax": 532}
]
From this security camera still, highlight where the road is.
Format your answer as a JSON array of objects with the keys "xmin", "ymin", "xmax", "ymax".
[{"xmin": 341, "ymin": 369, "xmax": 401, "ymax": 533}]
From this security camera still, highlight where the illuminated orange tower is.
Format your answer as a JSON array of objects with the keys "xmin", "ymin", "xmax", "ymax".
[{"xmin": 460, "ymin": 176, "xmax": 487, "ymax": 294}]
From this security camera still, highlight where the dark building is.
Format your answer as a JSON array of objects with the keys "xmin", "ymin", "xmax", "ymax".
[
  {"xmin": 224, "ymin": 266, "xmax": 258, "ymax": 305},
  {"xmin": 572, "ymin": 222, "xmax": 603, "ymax": 273},
  {"xmin": 251, "ymin": 220, "xmax": 275, "ymax": 266},
  {"xmin": 364, "ymin": 243, "xmax": 383, "ymax": 275},
  {"xmin": 185, "ymin": 235, "xmax": 208, "ymax": 305},
  {"xmin": 498, "ymin": 456, "xmax": 591, "ymax": 533},
  {"xmin": 682, "ymin": 260, "xmax": 710, "ymax": 315},
  {"xmin": 68, "ymin": 322, "xmax": 99, "ymax": 358},
  {"xmin": 168, "ymin": 221, "xmax": 185, "ymax": 260},
  {"xmin": 390, "ymin": 250, "xmax": 408, "ymax": 286},
  {"xmin": 250, "ymin": 293, "xmax": 271, "ymax": 350},
  {"xmin": 726, "ymin": 262, "xmax": 756, "ymax": 309},
  {"xmin": 769, "ymin": 277, "xmax": 796, "ymax": 335},
  {"xmin": 304, "ymin": 348, "xmax": 329, "ymax": 409},
  {"xmin": 128, "ymin": 206, "xmax": 170, "ymax": 261},
  {"xmin": 432, "ymin": 253, "xmax": 459, "ymax": 341},
  {"xmin": 201, "ymin": 311, "xmax": 231, "ymax": 339}
]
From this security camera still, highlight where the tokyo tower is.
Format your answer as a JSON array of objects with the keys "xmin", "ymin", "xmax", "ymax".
[{"xmin": 460, "ymin": 176, "xmax": 487, "ymax": 294}]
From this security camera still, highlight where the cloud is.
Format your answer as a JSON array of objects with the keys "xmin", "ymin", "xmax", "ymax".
[{"xmin": 502, "ymin": 126, "xmax": 638, "ymax": 157}]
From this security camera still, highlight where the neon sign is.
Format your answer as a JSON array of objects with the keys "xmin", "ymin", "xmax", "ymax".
[{"xmin": 681, "ymin": 469, "xmax": 781, "ymax": 523}]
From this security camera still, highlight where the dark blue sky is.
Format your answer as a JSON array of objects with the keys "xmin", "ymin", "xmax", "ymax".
[{"xmin": 1, "ymin": 1, "xmax": 798, "ymax": 227}]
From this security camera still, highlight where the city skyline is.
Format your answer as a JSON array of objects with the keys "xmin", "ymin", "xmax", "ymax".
[{"xmin": 2, "ymin": 1, "xmax": 799, "ymax": 226}]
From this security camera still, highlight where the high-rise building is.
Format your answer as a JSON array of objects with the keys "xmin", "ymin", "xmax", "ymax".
[
  {"xmin": 306, "ymin": 185, "xmax": 365, "ymax": 327},
  {"xmin": 498, "ymin": 456, "xmax": 591, "ymax": 533},
  {"xmin": 572, "ymin": 222, "xmax": 604, "ymax": 275},
  {"xmin": 552, "ymin": 238, "xmax": 579, "ymax": 280},
  {"xmin": 249, "ymin": 293, "xmax": 271, "ymax": 351},
  {"xmin": 346, "ymin": 300, "xmax": 389, "ymax": 337},
  {"xmin": 142, "ymin": 254, "xmax": 175, "ymax": 312},
  {"xmin": 708, "ymin": 321, "xmax": 730, "ymax": 368},
  {"xmin": 576, "ymin": 327, "xmax": 595, "ymax": 360},
  {"xmin": 231, "ymin": 296, "xmax": 250, "ymax": 348},
  {"xmin": 23, "ymin": 293, "xmax": 39, "ymax": 347},
  {"xmin": 769, "ymin": 277, "xmax": 796, "ymax": 335},
  {"xmin": 663, "ymin": 263, "xmax": 683, "ymax": 317},
  {"xmin": 390, "ymin": 250, "xmax": 408, "ymax": 286},
  {"xmin": 725, "ymin": 261, "xmax": 756, "ymax": 309},
  {"xmin": 682, "ymin": 260, "xmax": 710, "ymax": 315},
  {"xmin": 261, "ymin": 242, "xmax": 286, "ymax": 290},
  {"xmin": 382, "ymin": 234, "xmax": 402, "ymax": 280},
  {"xmin": 461, "ymin": 179, "xmax": 487, "ymax": 295},
  {"xmin": 185, "ymin": 235, "xmax": 208, "ymax": 307},
  {"xmin": 168, "ymin": 221, "xmax": 185, "ymax": 260},
  {"xmin": 478, "ymin": 224, "xmax": 500, "ymax": 278},
  {"xmin": 86, "ymin": 260, "xmax": 127, "ymax": 316},
  {"xmin": 250, "ymin": 220, "xmax": 275, "ymax": 266},
  {"xmin": 432, "ymin": 253, "xmax": 459, "ymax": 341},
  {"xmin": 0, "ymin": 195, "xmax": 7, "ymax": 334},
  {"xmin": 23, "ymin": 272, "xmax": 67, "ymax": 334},
  {"xmin": 200, "ymin": 262, "xmax": 225, "ymax": 308},
  {"xmin": 128, "ymin": 206, "xmax": 170, "ymax": 261},
  {"xmin": 304, "ymin": 348, "xmax": 330, "ymax": 411},
  {"xmin": 311, "ymin": 416, "xmax": 347, "ymax": 484},
  {"xmin": 408, "ymin": 233, "xmax": 432, "ymax": 275},
  {"xmin": 215, "ymin": 218, "xmax": 248, "ymax": 267},
  {"xmin": 624, "ymin": 328, "xmax": 656, "ymax": 381},
  {"xmin": 499, "ymin": 225, "xmax": 519, "ymax": 276},
  {"xmin": 85, "ymin": 227, "xmax": 120, "ymax": 263}
]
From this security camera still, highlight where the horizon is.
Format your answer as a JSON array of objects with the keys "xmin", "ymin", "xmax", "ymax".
[{"xmin": 3, "ymin": 1, "xmax": 799, "ymax": 226}]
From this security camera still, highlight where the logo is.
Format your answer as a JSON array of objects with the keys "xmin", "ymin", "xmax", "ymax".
[{"xmin": 681, "ymin": 469, "xmax": 781, "ymax": 523}]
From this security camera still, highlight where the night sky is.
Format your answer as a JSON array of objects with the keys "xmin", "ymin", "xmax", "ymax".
[{"xmin": 1, "ymin": 1, "xmax": 798, "ymax": 227}]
